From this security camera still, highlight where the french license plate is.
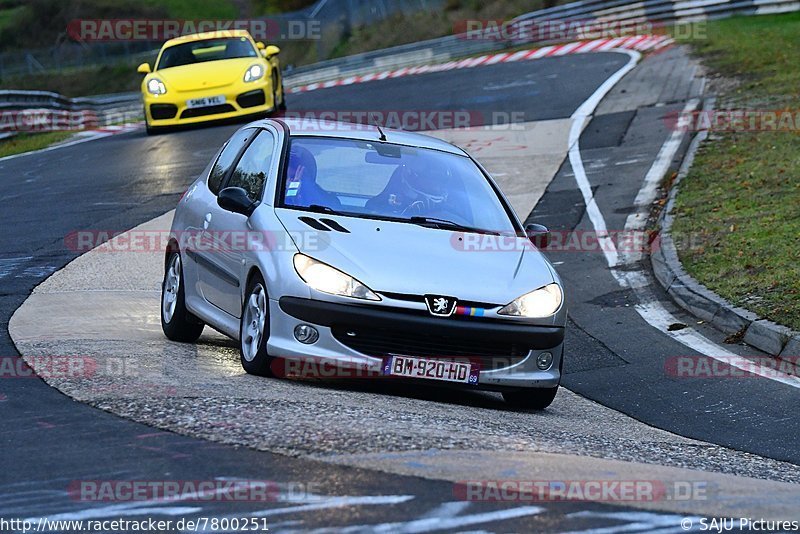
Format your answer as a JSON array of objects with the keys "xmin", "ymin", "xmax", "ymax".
[
  {"xmin": 383, "ymin": 354, "xmax": 479, "ymax": 385},
  {"xmin": 186, "ymin": 95, "xmax": 225, "ymax": 108}
]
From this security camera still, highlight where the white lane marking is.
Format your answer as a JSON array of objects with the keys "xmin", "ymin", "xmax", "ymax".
[
  {"xmin": 418, "ymin": 500, "xmax": 471, "ymax": 519},
  {"xmin": 567, "ymin": 55, "xmax": 800, "ymax": 388},
  {"xmin": 562, "ymin": 511, "xmax": 702, "ymax": 533},
  {"xmin": 251, "ymin": 495, "xmax": 415, "ymax": 517},
  {"xmin": 0, "ymin": 256, "xmax": 32, "ymax": 279},
  {"xmin": 568, "ymin": 49, "xmax": 642, "ymax": 269},
  {"xmin": 616, "ymin": 101, "xmax": 800, "ymax": 388},
  {"xmin": 187, "ymin": 495, "xmax": 415, "ymax": 532},
  {"xmin": 22, "ymin": 483, "xmax": 265, "ymax": 523},
  {"xmin": 26, "ymin": 504, "xmax": 201, "ymax": 522},
  {"xmin": 623, "ymin": 100, "xmax": 700, "ymax": 243},
  {"xmin": 300, "ymin": 505, "xmax": 545, "ymax": 534}
]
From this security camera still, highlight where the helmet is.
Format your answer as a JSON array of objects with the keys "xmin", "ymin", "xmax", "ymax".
[
  {"xmin": 287, "ymin": 144, "xmax": 317, "ymax": 183},
  {"xmin": 400, "ymin": 160, "xmax": 448, "ymax": 207}
]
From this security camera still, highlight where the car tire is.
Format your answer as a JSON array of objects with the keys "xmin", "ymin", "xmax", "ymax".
[
  {"xmin": 161, "ymin": 250, "xmax": 205, "ymax": 342},
  {"xmin": 278, "ymin": 82, "xmax": 287, "ymax": 111},
  {"xmin": 145, "ymin": 122, "xmax": 165, "ymax": 136},
  {"xmin": 503, "ymin": 386, "xmax": 559, "ymax": 410},
  {"xmin": 145, "ymin": 114, "xmax": 154, "ymax": 135},
  {"xmin": 144, "ymin": 107, "xmax": 156, "ymax": 136},
  {"xmin": 239, "ymin": 273, "xmax": 275, "ymax": 377}
]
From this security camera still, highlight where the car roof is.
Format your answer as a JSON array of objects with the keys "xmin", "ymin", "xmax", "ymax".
[
  {"xmin": 253, "ymin": 118, "xmax": 468, "ymax": 156},
  {"xmin": 162, "ymin": 30, "xmax": 253, "ymax": 48}
]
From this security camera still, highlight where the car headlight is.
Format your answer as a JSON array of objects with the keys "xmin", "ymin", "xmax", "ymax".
[
  {"xmin": 146, "ymin": 78, "xmax": 167, "ymax": 95},
  {"xmin": 498, "ymin": 283, "xmax": 562, "ymax": 318},
  {"xmin": 293, "ymin": 254, "xmax": 380, "ymax": 301},
  {"xmin": 243, "ymin": 64, "xmax": 264, "ymax": 83}
]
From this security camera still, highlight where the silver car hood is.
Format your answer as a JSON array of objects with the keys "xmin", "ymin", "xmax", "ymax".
[{"xmin": 275, "ymin": 209, "xmax": 556, "ymax": 304}]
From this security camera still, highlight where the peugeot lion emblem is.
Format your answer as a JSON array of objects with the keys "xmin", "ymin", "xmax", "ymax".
[{"xmin": 425, "ymin": 295, "xmax": 458, "ymax": 317}]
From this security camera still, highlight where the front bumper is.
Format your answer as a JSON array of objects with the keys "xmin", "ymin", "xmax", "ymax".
[
  {"xmin": 267, "ymin": 296, "xmax": 565, "ymax": 390},
  {"xmin": 143, "ymin": 82, "xmax": 276, "ymax": 127}
]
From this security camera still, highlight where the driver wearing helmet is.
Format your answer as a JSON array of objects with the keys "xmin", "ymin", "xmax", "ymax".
[
  {"xmin": 367, "ymin": 160, "xmax": 450, "ymax": 216},
  {"xmin": 284, "ymin": 144, "xmax": 341, "ymax": 209}
]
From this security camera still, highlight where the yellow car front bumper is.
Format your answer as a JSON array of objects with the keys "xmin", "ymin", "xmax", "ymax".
[{"xmin": 143, "ymin": 80, "xmax": 280, "ymax": 127}]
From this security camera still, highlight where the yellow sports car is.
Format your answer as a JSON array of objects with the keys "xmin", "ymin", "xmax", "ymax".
[{"xmin": 137, "ymin": 30, "xmax": 285, "ymax": 134}]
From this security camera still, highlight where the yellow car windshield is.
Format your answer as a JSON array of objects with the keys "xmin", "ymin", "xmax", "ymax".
[{"xmin": 157, "ymin": 37, "xmax": 257, "ymax": 69}]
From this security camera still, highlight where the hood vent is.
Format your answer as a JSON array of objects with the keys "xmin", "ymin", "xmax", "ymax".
[
  {"xmin": 298, "ymin": 216, "xmax": 350, "ymax": 233},
  {"xmin": 319, "ymin": 218, "xmax": 350, "ymax": 233},
  {"xmin": 298, "ymin": 217, "xmax": 330, "ymax": 231}
]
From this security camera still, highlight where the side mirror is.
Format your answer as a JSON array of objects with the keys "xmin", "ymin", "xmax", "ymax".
[
  {"xmin": 256, "ymin": 41, "xmax": 266, "ymax": 49},
  {"xmin": 217, "ymin": 187, "xmax": 256, "ymax": 216},
  {"xmin": 263, "ymin": 45, "xmax": 281, "ymax": 58},
  {"xmin": 525, "ymin": 223, "xmax": 550, "ymax": 249},
  {"xmin": 137, "ymin": 62, "xmax": 151, "ymax": 74}
]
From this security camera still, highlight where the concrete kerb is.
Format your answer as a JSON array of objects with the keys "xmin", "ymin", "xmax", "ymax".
[{"xmin": 651, "ymin": 97, "xmax": 800, "ymax": 358}]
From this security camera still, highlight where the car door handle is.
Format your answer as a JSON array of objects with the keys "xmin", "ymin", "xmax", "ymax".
[{"xmin": 203, "ymin": 213, "xmax": 212, "ymax": 230}]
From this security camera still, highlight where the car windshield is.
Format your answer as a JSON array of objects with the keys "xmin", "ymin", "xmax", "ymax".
[
  {"xmin": 280, "ymin": 136, "xmax": 516, "ymax": 233},
  {"xmin": 157, "ymin": 37, "xmax": 257, "ymax": 69}
]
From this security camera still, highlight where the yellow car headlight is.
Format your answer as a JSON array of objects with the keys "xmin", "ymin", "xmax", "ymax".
[
  {"xmin": 243, "ymin": 64, "xmax": 265, "ymax": 83},
  {"xmin": 293, "ymin": 254, "xmax": 380, "ymax": 301},
  {"xmin": 146, "ymin": 78, "xmax": 167, "ymax": 95},
  {"xmin": 498, "ymin": 283, "xmax": 563, "ymax": 318}
]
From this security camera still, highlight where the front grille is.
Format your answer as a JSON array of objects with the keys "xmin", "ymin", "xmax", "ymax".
[
  {"xmin": 236, "ymin": 89, "xmax": 266, "ymax": 108},
  {"xmin": 378, "ymin": 291, "xmax": 499, "ymax": 310},
  {"xmin": 150, "ymin": 104, "xmax": 177, "ymax": 120},
  {"xmin": 180, "ymin": 104, "xmax": 235, "ymax": 119},
  {"xmin": 332, "ymin": 326, "xmax": 529, "ymax": 370}
]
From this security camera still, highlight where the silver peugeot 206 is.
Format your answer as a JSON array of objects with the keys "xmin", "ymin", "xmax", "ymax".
[{"xmin": 161, "ymin": 118, "xmax": 566, "ymax": 409}]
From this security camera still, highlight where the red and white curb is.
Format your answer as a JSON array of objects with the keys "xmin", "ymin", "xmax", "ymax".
[{"xmin": 287, "ymin": 34, "xmax": 673, "ymax": 94}]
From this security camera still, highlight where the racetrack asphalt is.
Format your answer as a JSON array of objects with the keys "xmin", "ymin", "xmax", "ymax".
[{"xmin": 1, "ymin": 48, "xmax": 798, "ymax": 530}]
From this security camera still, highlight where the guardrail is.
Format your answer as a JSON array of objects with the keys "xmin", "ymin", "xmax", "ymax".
[
  {"xmin": 284, "ymin": 0, "xmax": 799, "ymax": 87},
  {"xmin": 0, "ymin": 0, "xmax": 796, "ymax": 135},
  {"xmin": 0, "ymin": 90, "xmax": 143, "ymax": 136}
]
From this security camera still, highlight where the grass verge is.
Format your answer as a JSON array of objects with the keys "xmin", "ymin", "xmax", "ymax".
[
  {"xmin": 0, "ymin": 131, "xmax": 74, "ymax": 158},
  {"xmin": 671, "ymin": 12, "xmax": 800, "ymax": 331}
]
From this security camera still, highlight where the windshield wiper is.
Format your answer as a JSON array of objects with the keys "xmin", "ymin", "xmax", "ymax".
[
  {"xmin": 408, "ymin": 216, "xmax": 499, "ymax": 235},
  {"xmin": 307, "ymin": 204, "xmax": 341, "ymax": 215}
]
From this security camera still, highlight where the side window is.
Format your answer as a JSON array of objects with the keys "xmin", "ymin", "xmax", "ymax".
[
  {"xmin": 228, "ymin": 130, "xmax": 275, "ymax": 201},
  {"xmin": 208, "ymin": 128, "xmax": 254, "ymax": 194}
]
